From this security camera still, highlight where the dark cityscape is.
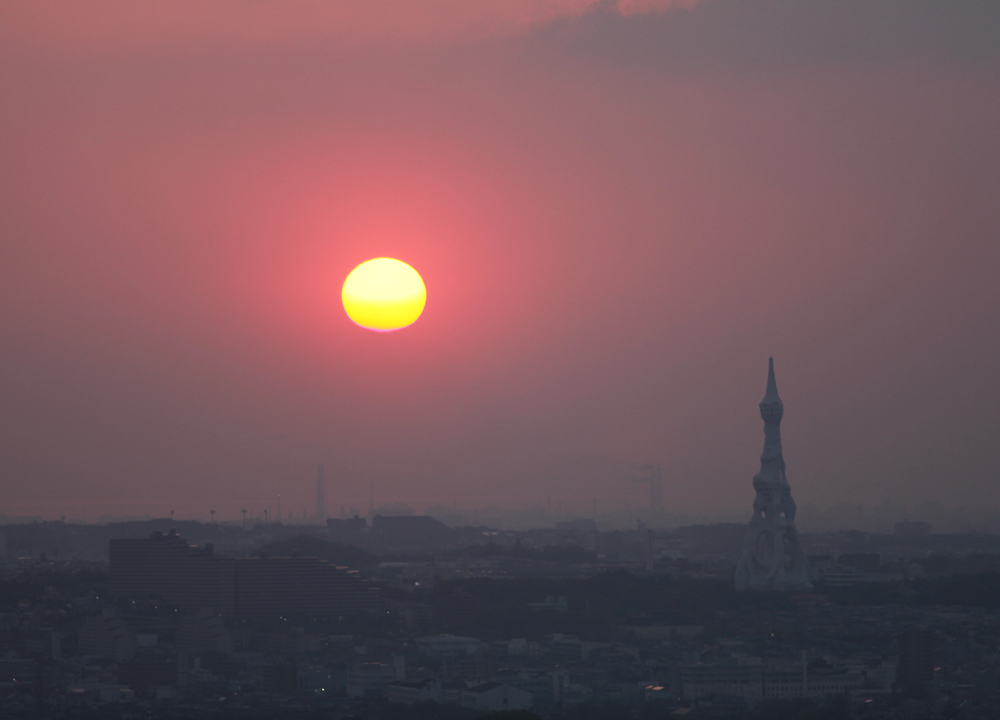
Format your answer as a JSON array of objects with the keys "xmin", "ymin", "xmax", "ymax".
[{"xmin": 4, "ymin": 499, "xmax": 1000, "ymax": 719}]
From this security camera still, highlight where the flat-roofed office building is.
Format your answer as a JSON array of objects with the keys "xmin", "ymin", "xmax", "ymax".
[{"xmin": 110, "ymin": 530, "xmax": 378, "ymax": 619}]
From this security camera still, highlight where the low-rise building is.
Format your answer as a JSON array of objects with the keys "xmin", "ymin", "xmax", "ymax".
[
  {"xmin": 415, "ymin": 634, "xmax": 481, "ymax": 658},
  {"xmin": 763, "ymin": 667, "xmax": 862, "ymax": 698},
  {"xmin": 681, "ymin": 663, "xmax": 762, "ymax": 701},
  {"xmin": 385, "ymin": 678, "xmax": 442, "ymax": 704},
  {"xmin": 461, "ymin": 681, "xmax": 533, "ymax": 711},
  {"xmin": 347, "ymin": 661, "xmax": 396, "ymax": 697}
]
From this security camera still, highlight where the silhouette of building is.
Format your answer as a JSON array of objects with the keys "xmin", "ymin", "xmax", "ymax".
[
  {"xmin": 897, "ymin": 629, "xmax": 936, "ymax": 693},
  {"xmin": 176, "ymin": 609, "xmax": 232, "ymax": 656},
  {"xmin": 681, "ymin": 662, "xmax": 763, "ymax": 701},
  {"xmin": 370, "ymin": 515, "xmax": 452, "ymax": 547},
  {"xmin": 735, "ymin": 358, "xmax": 811, "ymax": 591},
  {"xmin": 234, "ymin": 554, "xmax": 376, "ymax": 618},
  {"xmin": 0, "ymin": 658, "xmax": 36, "ymax": 691},
  {"xmin": 78, "ymin": 610, "xmax": 133, "ymax": 662},
  {"xmin": 415, "ymin": 635, "xmax": 482, "ymax": 658},
  {"xmin": 348, "ymin": 661, "xmax": 397, "ymax": 697},
  {"xmin": 386, "ymin": 678, "xmax": 442, "ymax": 704},
  {"xmin": 116, "ymin": 661, "xmax": 177, "ymax": 696},
  {"xmin": 109, "ymin": 530, "xmax": 379, "ymax": 618},
  {"xmin": 433, "ymin": 590, "xmax": 483, "ymax": 629},
  {"xmin": 109, "ymin": 531, "xmax": 229, "ymax": 609},
  {"xmin": 327, "ymin": 515, "xmax": 367, "ymax": 540},
  {"xmin": 837, "ymin": 553, "xmax": 881, "ymax": 572},
  {"xmin": 262, "ymin": 663, "xmax": 298, "ymax": 693},
  {"xmin": 461, "ymin": 682, "xmax": 533, "ymax": 711}
]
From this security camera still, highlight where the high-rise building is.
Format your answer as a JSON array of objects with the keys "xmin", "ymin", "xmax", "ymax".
[
  {"xmin": 735, "ymin": 359, "xmax": 811, "ymax": 591},
  {"xmin": 109, "ymin": 530, "xmax": 379, "ymax": 618}
]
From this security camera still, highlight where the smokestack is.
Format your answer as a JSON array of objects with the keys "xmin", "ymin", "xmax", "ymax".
[{"xmin": 316, "ymin": 464, "xmax": 326, "ymax": 523}]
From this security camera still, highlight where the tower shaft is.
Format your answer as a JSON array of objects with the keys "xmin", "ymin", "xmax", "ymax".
[{"xmin": 316, "ymin": 464, "xmax": 326, "ymax": 523}]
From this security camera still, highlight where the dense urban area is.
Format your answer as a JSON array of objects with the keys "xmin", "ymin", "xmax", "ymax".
[{"xmin": 2, "ymin": 515, "xmax": 1000, "ymax": 720}]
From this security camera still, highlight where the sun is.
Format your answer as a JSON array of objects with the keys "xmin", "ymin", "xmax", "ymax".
[{"xmin": 342, "ymin": 258, "xmax": 427, "ymax": 332}]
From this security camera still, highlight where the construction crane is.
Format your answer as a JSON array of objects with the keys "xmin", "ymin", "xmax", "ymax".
[{"xmin": 630, "ymin": 463, "xmax": 664, "ymax": 514}]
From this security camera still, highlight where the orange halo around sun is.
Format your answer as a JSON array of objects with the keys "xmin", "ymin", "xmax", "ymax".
[{"xmin": 342, "ymin": 258, "xmax": 427, "ymax": 332}]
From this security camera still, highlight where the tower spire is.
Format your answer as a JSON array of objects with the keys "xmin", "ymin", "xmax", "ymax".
[{"xmin": 763, "ymin": 357, "xmax": 780, "ymax": 403}]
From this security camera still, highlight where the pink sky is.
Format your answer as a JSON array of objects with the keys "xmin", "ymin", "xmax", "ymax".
[
  {"xmin": 2, "ymin": 0, "xmax": 696, "ymax": 51},
  {"xmin": 1, "ymin": 1, "xmax": 998, "ymax": 521}
]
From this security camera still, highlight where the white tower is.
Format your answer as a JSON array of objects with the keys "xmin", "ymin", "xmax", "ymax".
[{"xmin": 735, "ymin": 359, "xmax": 811, "ymax": 591}]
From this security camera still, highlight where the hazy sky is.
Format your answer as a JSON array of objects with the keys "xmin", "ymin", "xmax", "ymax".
[{"xmin": 2, "ymin": 1, "xmax": 998, "ymax": 521}]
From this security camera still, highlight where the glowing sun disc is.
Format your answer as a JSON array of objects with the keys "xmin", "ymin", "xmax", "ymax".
[{"xmin": 342, "ymin": 258, "xmax": 426, "ymax": 332}]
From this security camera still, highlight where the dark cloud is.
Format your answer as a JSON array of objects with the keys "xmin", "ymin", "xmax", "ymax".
[{"xmin": 534, "ymin": 0, "xmax": 1000, "ymax": 68}]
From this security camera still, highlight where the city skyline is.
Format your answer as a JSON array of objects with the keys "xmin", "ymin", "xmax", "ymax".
[{"xmin": 4, "ymin": 5, "xmax": 1000, "ymax": 719}]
